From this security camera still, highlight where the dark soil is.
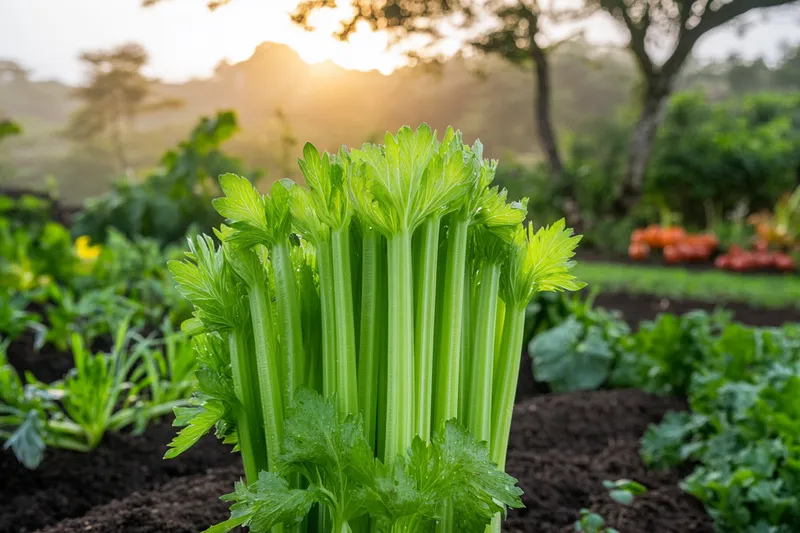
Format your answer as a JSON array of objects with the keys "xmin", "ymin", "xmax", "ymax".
[
  {"xmin": 6, "ymin": 332, "xmax": 76, "ymax": 383},
  {"xmin": 503, "ymin": 389, "xmax": 711, "ymax": 533},
  {"xmin": 0, "ymin": 423, "xmax": 239, "ymax": 533},
  {"xmin": 36, "ymin": 466, "xmax": 242, "ymax": 533},
  {"xmin": 9, "ymin": 389, "xmax": 713, "ymax": 533},
  {"xmin": 593, "ymin": 291, "xmax": 800, "ymax": 328}
]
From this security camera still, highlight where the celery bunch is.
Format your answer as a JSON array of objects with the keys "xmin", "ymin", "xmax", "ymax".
[{"xmin": 167, "ymin": 125, "xmax": 584, "ymax": 533}]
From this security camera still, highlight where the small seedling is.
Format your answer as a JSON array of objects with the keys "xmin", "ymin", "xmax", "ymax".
[
  {"xmin": 574, "ymin": 509, "xmax": 619, "ymax": 533},
  {"xmin": 603, "ymin": 478, "xmax": 648, "ymax": 505}
]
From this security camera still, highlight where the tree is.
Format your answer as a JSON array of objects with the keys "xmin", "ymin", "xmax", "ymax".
[
  {"xmin": 144, "ymin": 0, "xmax": 589, "ymax": 225},
  {"xmin": 594, "ymin": 0, "xmax": 800, "ymax": 214},
  {"xmin": 65, "ymin": 43, "xmax": 183, "ymax": 172},
  {"xmin": 295, "ymin": 1, "xmax": 597, "ymax": 224}
]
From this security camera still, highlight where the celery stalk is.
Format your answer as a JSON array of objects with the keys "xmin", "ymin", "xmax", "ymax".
[
  {"xmin": 248, "ymin": 286, "xmax": 285, "ymax": 470},
  {"xmin": 331, "ymin": 226, "xmax": 359, "ymax": 415},
  {"xmin": 385, "ymin": 230, "xmax": 415, "ymax": 462},
  {"xmin": 317, "ymin": 238, "xmax": 337, "ymax": 400},
  {"xmin": 466, "ymin": 262, "xmax": 501, "ymax": 441},
  {"xmin": 358, "ymin": 228, "xmax": 382, "ymax": 448},
  {"xmin": 413, "ymin": 217, "xmax": 440, "ymax": 441},
  {"xmin": 228, "ymin": 329, "xmax": 268, "ymax": 483},
  {"xmin": 433, "ymin": 215, "xmax": 469, "ymax": 429},
  {"xmin": 270, "ymin": 241, "xmax": 304, "ymax": 406},
  {"xmin": 490, "ymin": 305, "xmax": 526, "ymax": 468}
]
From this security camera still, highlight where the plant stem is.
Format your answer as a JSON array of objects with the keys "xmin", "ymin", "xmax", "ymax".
[
  {"xmin": 358, "ymin": 228, "xmax": 382, "ymax": 448},
  {"xmin": 270, "ymin": 241, "xmax": 305, "ymax": 406},
  {"xmin": 413, "ymin": 217, "xmax": 440, "ymax": 441},
  {"xmin": 459, "ymin": 264, "xmax": 474, "ymax": 422},
  {"xmin": 331, "ymin": 226, "xmax": 359, "ymax": 416},
  {"xmin": 490, "ymin": 304, "xmax": 527, "ymax": 469},
  {"xmin": 299, "ymin": 261, "xmax": 322, "ymax": 393},
  {"xmin": 228, "ymin": 329, "xmax": 268, "ymax": 483},
  {"xmin": 433, "ymin": 215, "xmax": 470, "ymax": 430},
  {"xmin": 385, "ymin": 230, "xmax": 414, "ymax": 462},
  {"xmin": 250, "ymin": 287, "xmax": 288, "ymax": 533},
  {"xmin": 486, "ymin": 304, "xmax": 526, "ymax": 533},
  {"xmin": 317, "ymin": 237, "xmax": 337, "ymax": 399},
  {"xmin": 249, "ymin": 286, "xmax": 285, "ymax": 470},
  {"xmin": 467, "ymin": 262, "xmax": 501, "ymax": 441}
]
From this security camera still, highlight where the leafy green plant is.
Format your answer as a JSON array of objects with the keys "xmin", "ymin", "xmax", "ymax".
[
  {"xmin": 166, "ymin": 125, "xmax": 584, "ymax": 533},
  {"xmin": 602, "ymin": 479, "xmax": 647, "ymax": 505},
  {"xmin": 0, "ymin": 318, "xmax": 195, "ymax": 468},
  {"xmin": 43, "ymin": 286, "xmax": 143, "ymax": 351},
  {"xmin": 72, "ymin": 110, "xmax": 263, "ymax": 246},
  {"xmin": 640, "ymin": 322, "xmax": 800, "ymax": 532},
  {"xmin": 207, "ymin": 389, "xmax": 523, "ymax": 533},
  {"xmin": 574, "ymin": 509, "xmax": 618, "ymax": 533},
  {"xmin": 0, "ymin": 293, "xmax": 46, "ymax": 345},
  {"xmin": 529, "ymin": 297, "xmax": 632, "ymax": 392}
]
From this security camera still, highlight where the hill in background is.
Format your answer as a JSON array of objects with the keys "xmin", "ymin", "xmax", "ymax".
[{"xmin": 0, "ymin": 40, "xmax": 638, "ymax": 204}]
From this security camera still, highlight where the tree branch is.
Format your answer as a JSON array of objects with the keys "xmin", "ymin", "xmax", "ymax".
[
  {"xmin": 616, "ymin": 2, "xmax": 655, "ymax": 76},
  {"xmin": 662, "ymin": 0, "xmax": 796, "ymax": 77}
]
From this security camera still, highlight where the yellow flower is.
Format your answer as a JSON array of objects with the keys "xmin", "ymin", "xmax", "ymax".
[{"xmin": 74, "ymin": 235, "xmax": 102, "ymax": 261}]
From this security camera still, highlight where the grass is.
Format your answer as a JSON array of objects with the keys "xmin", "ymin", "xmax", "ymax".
[{"xmin": 574, "ymin": 261, "xmax": 800, "ymax": 309}]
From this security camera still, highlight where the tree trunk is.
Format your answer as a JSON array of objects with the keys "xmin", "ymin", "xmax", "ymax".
[
  {"xmin": 529, "ymin": 41, "xmax": 582, "ymax": 228},
  {"xmin": 530, "ymin": 46, "xmax": 562, "ymax": 176},
  {"xmin": 613, "ymin": 77, "xmax": 672, "ymax": 215}
]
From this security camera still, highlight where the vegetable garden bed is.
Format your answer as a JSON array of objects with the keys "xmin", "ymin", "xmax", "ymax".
[{"xmin": 0, "ymin": 339, "xmax": 713, "ymax": 533}]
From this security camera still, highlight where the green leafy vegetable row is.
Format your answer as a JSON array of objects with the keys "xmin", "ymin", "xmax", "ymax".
[
  {"xmin": 167, "ymin": 124, "xmax": 584, "ymax": 533},
  {"xmin": 528, "ymin": 300, "xmax": 800, "ymax": 532},
  {"xmin": 0, "ymin": 317, "xmax": 196, "ymax": 469}
]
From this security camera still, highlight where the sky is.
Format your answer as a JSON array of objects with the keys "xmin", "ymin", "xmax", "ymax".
[{"xmin": 0, "ymin": 0, "xmax": 798, "ymax": 85}]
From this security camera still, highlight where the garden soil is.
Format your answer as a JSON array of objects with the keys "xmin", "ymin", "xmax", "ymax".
[
  {"xmin": 2, "ymin": 384, "xmax": 713, "ymax": 533},
  {"xmin": 593, "ymin": 291, "xmax": 800, "ymax": 327}
]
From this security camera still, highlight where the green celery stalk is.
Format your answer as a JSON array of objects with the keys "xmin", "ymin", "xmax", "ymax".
[
  {"xmin": 331, "ymin": 226, "xmax": 359, "ymax": 416},
  {"xmin": 466, "ymin": 262, "xmax": 501, "ymax": 441},
  {"xmin": 433, "ymin": 215, "xmax": 470, "ymax": 429},
  {"xmin": 317, "ymin": 237, "xmax": 338, "ymax": 400},
  {"xmin": 385, "ymin": 230, "xmax": 415, "ymax": 461},
  {"xmin": 489, "ymin": 304, "xmax": 526, "ymax": 469},
  {"xmin": 248, "ymin": 285, "xmax": 285, "ymax": 470},
  {"xmin": 358, "ymin": 228, "xmax": 382, "ymax": 448},
  {"xmin": 270, "ymin": 241, "xmax": 305, "ymax": 407},
  {"xmin": 228, "ymin": 328, "xmax": 269, "ymax": 483},
  {"xmin": 413, "ymin": 217, "xmax": 441, "ymax": 441},
  {"xmin": 458, "ymin": 262, "xmax": 474, "ymax": 422}
]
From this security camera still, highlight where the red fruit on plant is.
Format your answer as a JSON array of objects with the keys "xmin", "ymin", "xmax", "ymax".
[
  {"xmin": 661, "ymin": 227, "xmax": 687, "ymax": 248},
  {"xmin": 631, "ymin": 229, "xmax": 646, "ymax": 244},
  {"xmin": 677, "ymin": 242, "xmax": 696, "ymax": 261},
  {"xmin": 729, "ymin": 255, "xmax": 749, "ymax": 272},
  {"xmin": 694, "ymin": 244, "xmax": 712, "ymax": 261},
  {"xmin": 663, "ymin": 245, "xmax": 681, "ymax": 264},
  {"xmin": 644, "ymin": 225, "xmax": 663, "ymax": 248},
  {"xmin": 728, "ymin": 245, "xmax": 744, "ymax": 257},
  {"xmin": 702, "ymin": 233, "xmax": 719, "ymax": 250},
  {"xmin": 774, "ymin": 254, "xmax": 795, "ymax": 272},
  {"xmin": 754, "ymin": 239, "xmax": 768, "ymax": 252},
  {"xmin": 753, "ymin": 251, "xmax": 773, "ymax": 269},
  {"xmin": 628, "ymin": 242, "xmax": 650, "ymax": 261},
  {"xmin": 715, "ymin": 255, "xmax": 731, "ymax": 270}
]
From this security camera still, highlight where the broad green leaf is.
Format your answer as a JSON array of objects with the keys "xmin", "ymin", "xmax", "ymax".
[
  {"xmin": 530, "ymin": 318, "xmax": 613, "ymax": 392},
  {"xmin": 4, "ymin": 410, "xmax": 46, "ymax": 469}
]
